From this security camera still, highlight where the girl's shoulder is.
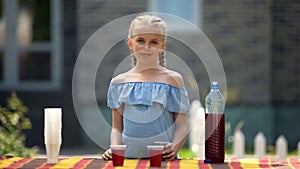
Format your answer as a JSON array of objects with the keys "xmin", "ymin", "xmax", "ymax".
[
  {"xmin": 162, "ymin": 68, "xmax": 185, "ymax": 87},
  {"xmin": 111, "ymin": 71, "xmax": 132, "ymax": 83}
]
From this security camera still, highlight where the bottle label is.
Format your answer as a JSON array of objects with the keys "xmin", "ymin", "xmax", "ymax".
[{"xmin": 206, "ymin": 100, "xmax": 224, "ymax": 114}]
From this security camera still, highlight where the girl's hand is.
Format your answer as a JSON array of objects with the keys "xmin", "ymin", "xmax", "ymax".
[
  {"xmin": 101, "ymin": 149, "xmax": 112, "ymax": 160},
  {"xmin": 162, "ymin": 143, "xmax": 178, "ymax": 161}
]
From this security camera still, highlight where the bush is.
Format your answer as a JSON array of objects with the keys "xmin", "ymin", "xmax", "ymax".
[{"xmin": 0, "ymin": 92, "xmax": 37, "ymax": 157}]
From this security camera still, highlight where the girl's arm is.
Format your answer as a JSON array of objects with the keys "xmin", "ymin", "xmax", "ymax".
[
  {"xmin": 102, "ymin": 105, "xmax": 124, "ymax": 160},
  {"xmin": 110, "ymin": 106, "xmax": 124, "ymax": 144},
  {"xmin": 163, "ymin": 113, "xmax": 188, "ymax": 160}
]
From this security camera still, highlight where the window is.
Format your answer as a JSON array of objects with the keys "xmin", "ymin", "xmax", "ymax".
[
  {"xmin": 0, "ymin": 53, "xmax": 3, "ymax": 81},
  {"xmin": 0, "ymin": 0, "xmax": 62, "ymax": 91},
  {"xmin": 0, "ymin": 0, "xmax": 4, "ymax": 82},
  {"xmin": 148, "ymin": 0, "xmax": 202, "ymax": 31}
]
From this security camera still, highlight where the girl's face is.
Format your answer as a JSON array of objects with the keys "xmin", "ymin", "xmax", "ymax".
[{"xmin": 128, "ymin": 33, "xmax": 165, "ymax": 59}]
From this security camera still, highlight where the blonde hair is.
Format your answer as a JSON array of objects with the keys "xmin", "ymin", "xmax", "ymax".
[{"xmin": 128, "ymin": 15, "xmax": 167, "ymax": 67}]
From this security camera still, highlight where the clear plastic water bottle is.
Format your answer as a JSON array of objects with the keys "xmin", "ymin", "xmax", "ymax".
[{"xmin": 205, "ymin": 81, "xmax": 225, "ymax": 163}]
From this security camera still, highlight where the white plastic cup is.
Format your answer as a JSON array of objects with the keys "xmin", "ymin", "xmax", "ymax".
[{"xmin": 44, "ymin": 108, "xmax": 62, "ymax": 163}]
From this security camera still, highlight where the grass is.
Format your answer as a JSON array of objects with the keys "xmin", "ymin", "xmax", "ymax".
[
  {"xmin": 178, "ymin": 146, "xmax": 300, "ymax": 158},
  {"xmin": 178, "ymin": 147, "xmax": 197, "ymax": 158}
]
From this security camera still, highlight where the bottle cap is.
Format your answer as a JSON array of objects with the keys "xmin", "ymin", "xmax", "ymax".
[
  {"xmin": 211, "ymin": 81, "xmax": 218, "ymax": 90},
  {"xmin": 204, "ymin": 159, "xmax": 212, "ymax": 163}
]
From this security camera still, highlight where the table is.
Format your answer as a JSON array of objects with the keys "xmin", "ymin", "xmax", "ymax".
[{"xmin": 0, "ymin": 156, "xmax": 299, "ymax": 169}]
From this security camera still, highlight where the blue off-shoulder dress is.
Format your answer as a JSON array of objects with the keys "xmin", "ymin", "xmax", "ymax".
[{"xmin": 107, "ymin": 82, "xmax": 190, "ymax": 158}]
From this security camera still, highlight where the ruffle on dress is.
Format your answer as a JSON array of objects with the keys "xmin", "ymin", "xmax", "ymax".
[{"xmin": 107, "ymin": 82, "xmax": 190, "ymax": 113}]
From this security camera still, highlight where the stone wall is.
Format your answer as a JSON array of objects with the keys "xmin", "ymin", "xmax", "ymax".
[
  {"xmin": 203, "ymin": 0, "xmax": 272, "ymax": 105},
  {"xmin": 271, "ymin": 0, "xmax": 300, "ymax": 105}
]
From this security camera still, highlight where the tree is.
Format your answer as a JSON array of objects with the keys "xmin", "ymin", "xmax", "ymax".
[{"xmin": 0, "ymin": 92, "xmax": 37, "ymax": 157}]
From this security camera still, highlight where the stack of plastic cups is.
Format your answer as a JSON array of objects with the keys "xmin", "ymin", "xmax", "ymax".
[{"xmin": 44, "ymin": 108, "xmax": 62, "ymax": 164}]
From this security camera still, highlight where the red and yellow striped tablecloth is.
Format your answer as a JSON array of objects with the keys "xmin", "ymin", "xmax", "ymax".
[{"xmin": 0, "ymin": 157, "xmax": 299, "ymax": 169}]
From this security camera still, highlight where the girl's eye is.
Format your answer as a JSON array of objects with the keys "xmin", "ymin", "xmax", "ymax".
[
  {"xmin": 150, "ymin": 41, "xmax": 158, "ymax": 45},
  {"xmin": 136, "ymin": 39, "xmax": 145, "ymax": 43}
]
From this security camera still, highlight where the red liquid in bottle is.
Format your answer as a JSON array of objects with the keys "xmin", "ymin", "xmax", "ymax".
[{"xmin": 205, "ymin": 113, "xmax": 225, "ymax": 163}]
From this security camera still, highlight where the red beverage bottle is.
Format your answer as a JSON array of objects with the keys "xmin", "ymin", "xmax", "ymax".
[
  {"xmin": 205, "ymin": 114, "xmax": 225, "ymax": 163},
  {"xmin": 205, "ymin": 82, "xmax": 225, "ymax": 163}
]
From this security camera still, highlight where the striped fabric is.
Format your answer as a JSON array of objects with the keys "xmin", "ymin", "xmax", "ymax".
[{"xmin": 0, "ymin": 157, "xmax": 299, "ymax": 169}]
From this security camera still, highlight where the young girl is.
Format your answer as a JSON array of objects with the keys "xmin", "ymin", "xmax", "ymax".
[{"xmin": 102, "ymin": 14, "xmax": 190, "ymax": 160}]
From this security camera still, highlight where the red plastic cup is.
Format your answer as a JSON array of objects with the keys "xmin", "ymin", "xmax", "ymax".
[
  {"xmin": 110, "ymin": 145, "xmax": 127, "ymax": 166},
  {"xmin": 154, "ymin": 141, "xmax": 170, "ymax": 160},
  {"xmin": 154, "ymin": 141, "xmax": 169, "ymax": 149},
  {"xmin": 147, "ymin": 145, "xmax": 164, "ymax": 167}
]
